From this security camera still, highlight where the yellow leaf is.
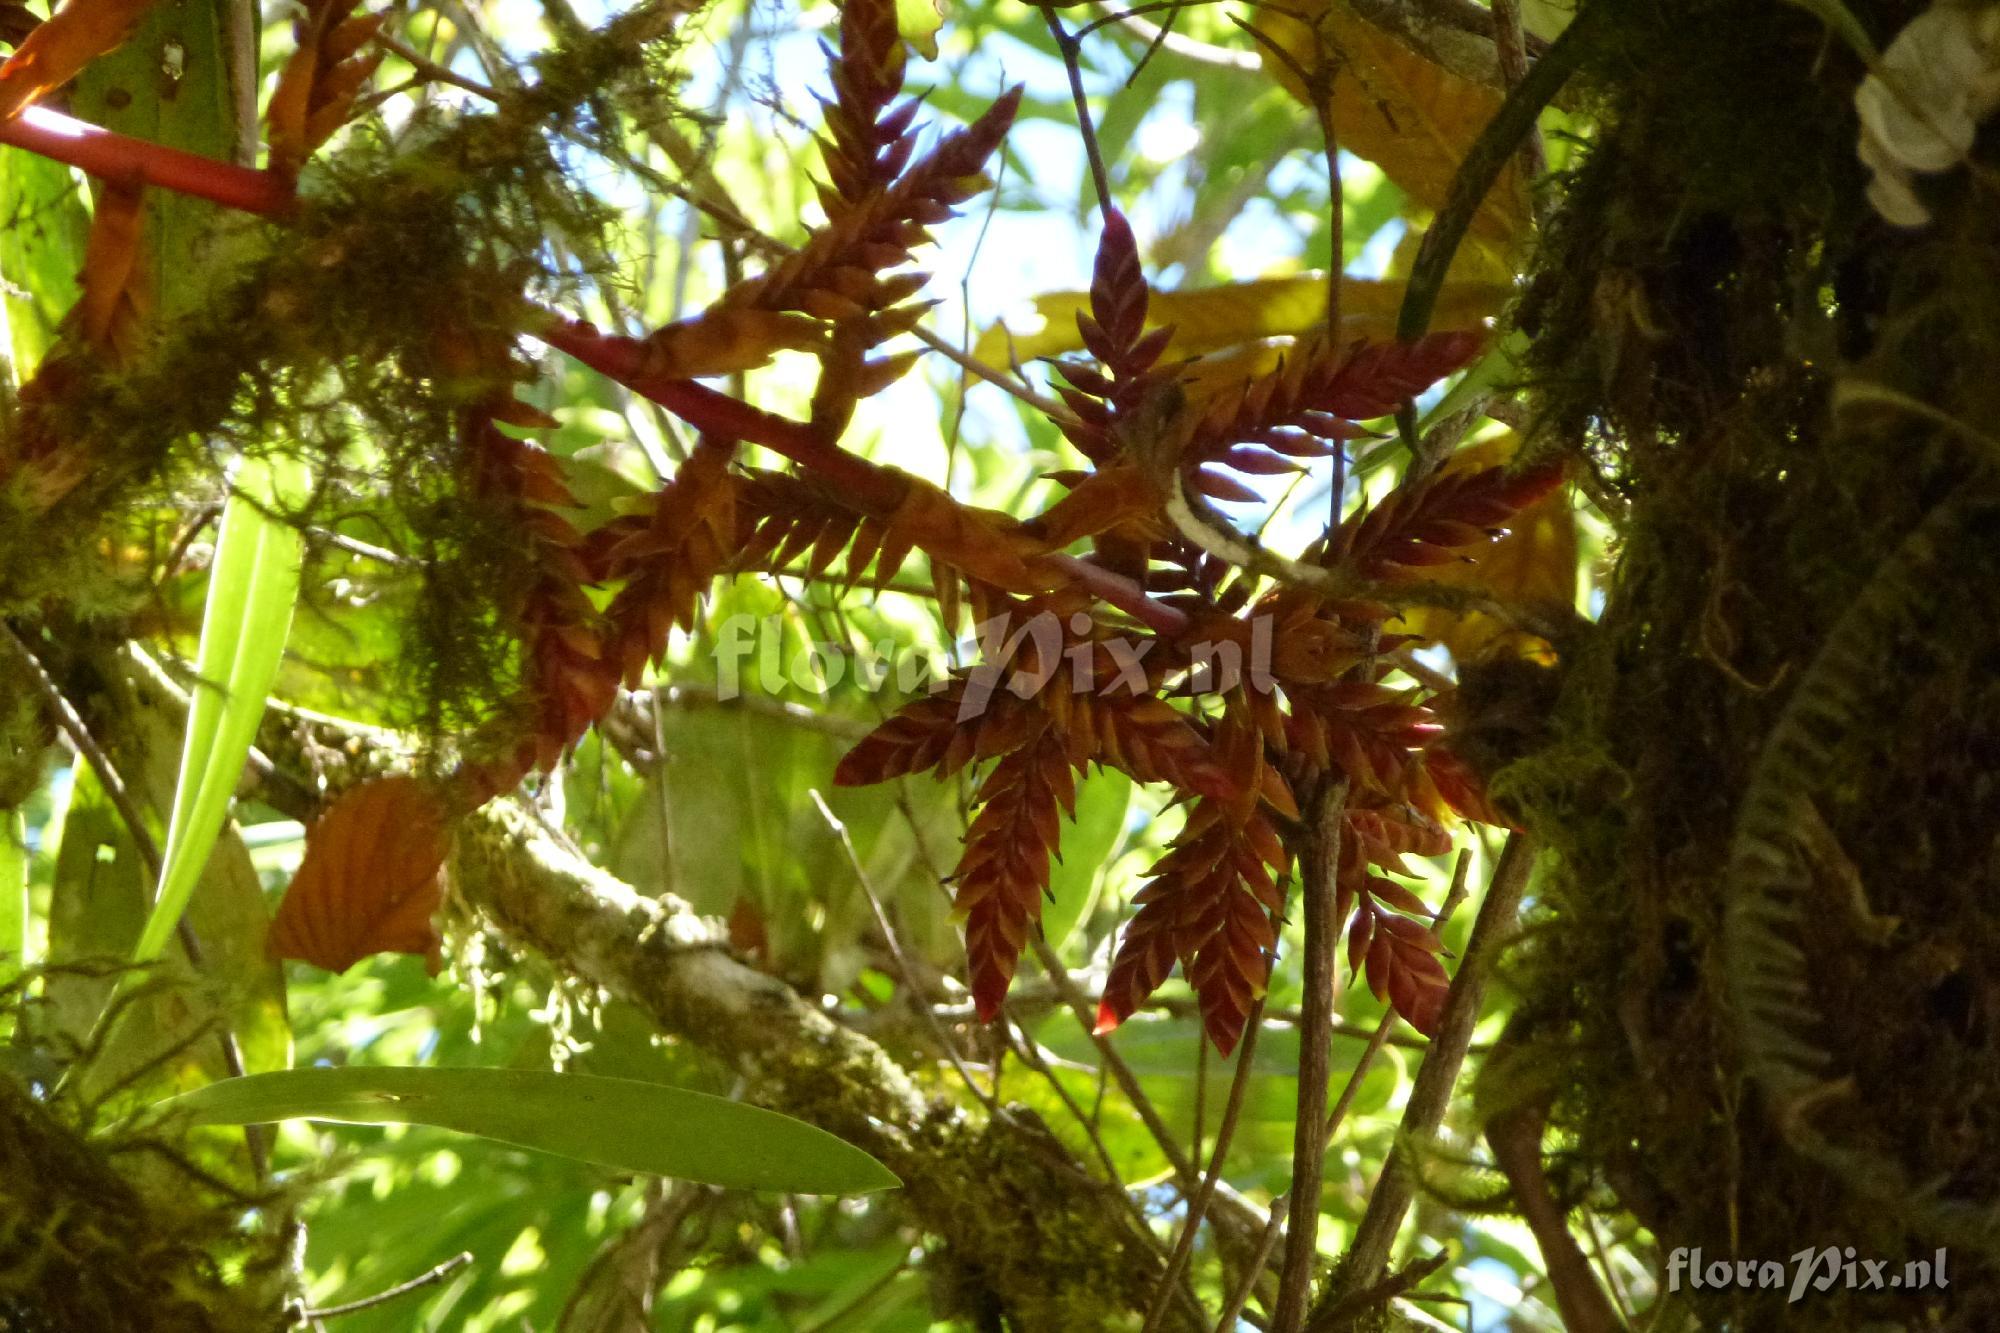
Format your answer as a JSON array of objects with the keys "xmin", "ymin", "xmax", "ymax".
[
  {"xmin": 1251, "ymin": 0, "xmax": 1530, "ymax": 267},
  {"xmin": 895, "ymin": 0, "xmax": 943, "ymax": 61},
  {"xmin": 1399, "ymin": 433, "xmax": 1575, "ymax": 662},
  {"xmin": 976, "ymin": 273, "xmax": 1508, "ymax": 369}
]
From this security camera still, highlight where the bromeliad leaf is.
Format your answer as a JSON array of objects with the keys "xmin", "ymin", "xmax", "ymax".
[
  {"xmin": 157, "ymin": 1066, "xmax": 902, "ymax": 1194},
  {"xmin": 134, "ymin": 454, "xmax": 306, "ymax": 964}
]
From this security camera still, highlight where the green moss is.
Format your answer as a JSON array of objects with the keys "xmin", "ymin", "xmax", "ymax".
[{"xmin": 1491, "ymin": 0, "xmax": 2000, "ymax": 1322}]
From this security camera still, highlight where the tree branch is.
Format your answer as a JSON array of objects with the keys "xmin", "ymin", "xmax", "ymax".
[{"xmin": 449, "ymin": 797, "xmax": 1203, "ymax": 1330}]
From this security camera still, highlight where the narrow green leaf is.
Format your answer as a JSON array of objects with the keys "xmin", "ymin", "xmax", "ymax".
[
  {"xmin": 159, "ymin": 1066, "xmax": 902, "ymax": 1195},
  {"xmin": 136, "ymin": 455, "xmax": 306, "ymax": 964}
]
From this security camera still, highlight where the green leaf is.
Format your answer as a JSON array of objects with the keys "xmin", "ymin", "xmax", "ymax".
[
  {"xmin": 1039, "ymin": 769, "xmax": 1130, "ymax": 949},
  {"xmin": 0, "ymin": 147, "xmax": 87, "ymax": 372},
  {"xmin": 159, "ymin": 1066, "xmax": 902, "ymax": 1194},
  {"xmin": 72, "ymin": 0, "xmax": 256, "ymax": 326},
  {"xmin": 135, "ymin": 455, "xmax": 306, "ymax": 964},
  {"xmin": 47, "ymin": 756, "xmax": 288, "ymax": 1117}
]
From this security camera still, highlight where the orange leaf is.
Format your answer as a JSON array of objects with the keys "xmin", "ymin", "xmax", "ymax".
[
  {"xmin": 269, "ymin": 776, "xmax": 450, "ymax": 972},
  {"xmin": 887, "ymin": 476, "xmax": 1048, "ymax": 594},
  {"xmin": 0, "ymin": 0, "xmax": 153, "ymax": 121},
  {"xmin": 74, "ymin": 176, "xmax": 147, "ymax": 359},
  {"xmin": 266, "ymin": 0, "xmax": 383, "ymax": 177},
  {"xmin": 640, "ymin": 308, "xmax": 828, "ymax": 378}
]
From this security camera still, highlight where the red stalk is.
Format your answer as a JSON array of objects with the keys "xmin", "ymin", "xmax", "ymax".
[
  {"xmin": 0, "ymin": 108, "xmax": 1195, "ymax": 638},
  {"xmin": 0, "ymin": 105, "xmax": 295, "ymax": 217}
]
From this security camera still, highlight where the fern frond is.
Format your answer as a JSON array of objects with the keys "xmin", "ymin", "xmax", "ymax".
[{"xmin": 1724, "ymin": 494, "xmax": 1972, "ymax": 1100}]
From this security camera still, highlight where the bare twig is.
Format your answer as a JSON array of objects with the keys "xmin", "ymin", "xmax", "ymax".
[
  {"xmin": 1046, "ymin": 8, "xmax": 1115, "ymax": 211},
  {"xmin": 810, "ymin": 790, "xmax": 999, "ymax": 1111},
  {"xmin": 1270, "ymin": 778, "xmax": 1347, "ymax": 1332},
  {"xmin": 4, "ymin": 627, "xmax": 266, "ymax": 1176},
  {"xmin": 1212, "ymin": 1193, "xmax": 1288, "ymax": 1332},
  {"xmin": 1486, "ymin": 1094, "xmax": 1621, "ymax": 1333},
  {"xmin": 1489, "ymin": 0, "xmax": 1548, "ymax": 189},
  {"xmin": 371, "ymin": 29, "xmax": 499, "ymax": 99},
  {"xmin": 1030, "ymin": 935, "xmax": 1201, "ymax": 1185},
  {"xmin": 297, "ymin": 1252, "xmax": 474, "ymax": 1321},
  {"xmin": 1306, "ymin": 1248, "xmax": 1451, "ymax": 1329},
  {"xmin": 1306, "ymin": 833, "xmax": 1538, "ymax": 1331}
]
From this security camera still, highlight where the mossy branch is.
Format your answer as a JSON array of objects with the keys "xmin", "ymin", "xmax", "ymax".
[{"xmin": 448, "ymin": 797, "xmax": 1206, "ymax": 1330}]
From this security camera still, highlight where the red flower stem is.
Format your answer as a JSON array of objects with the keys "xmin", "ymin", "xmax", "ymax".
[
  {"xmin": 0, "ymin": 105, "xmax": 296, "ymax": 217},
  {"xmin": 529, "ymin": 312, "xmax": 900, "ymax": 503},
  {"xmin": 532, "ymin": 314, "xmax": 1191, "ymax": 636},
  {"xmin": 1046, "ymin": 554, "xmax": 1188, "ymax": 635}
]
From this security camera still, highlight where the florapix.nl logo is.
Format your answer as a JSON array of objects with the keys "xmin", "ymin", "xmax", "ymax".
[
  {"xmin": 710, "ymin": 608, "xmax": 1283, "ymax": 717},
  {"xmin": 1667, "ymin": 1246, "xmax": 1949, "ymax": 1303}
]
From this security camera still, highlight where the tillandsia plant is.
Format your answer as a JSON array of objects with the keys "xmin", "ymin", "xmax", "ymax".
[{"xmin": 0, "ymin": 0, "xmax": 1562, "ymax": 1040}]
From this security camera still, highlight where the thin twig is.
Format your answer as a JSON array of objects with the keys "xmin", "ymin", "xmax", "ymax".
[
  {"xmin": 5, "ymin": 626, "xmax": 164, "ymax": 876},
  {"xmin": 1005, "ymin": 1017, "xmax": 1127, "ymax": 1185},
  {"xmin": 1488, "ymin": 0, "xmax": 1547, "ymax": 189},
  {"xmin": 1306, "ymin": 833, "xmax": 1538, "ymax": 1332},
  {"xmin": 3, "ymin": 627, "xmax": 266, "ymax": 1175},
  {"xmin": 1002, "ymin": 1017, "xmax": 1213, "ymax": 1332},
  {"xmin": 297, "ymin": 1252, "xmax": 474, "ymax": 1321},
  {"xmin": 1307, "ymin": 1249, "xmax": 1451, "ymax": 1330},
  {"xmin": 1141, "ymin": 1001, "xmax": 1268, "ymax": 1333},
  {"xmin": 1212, "ymin": 1193, "xmax": 1288, "ymax": 1332},
  {"xmin": 1125, "ymin": 0, "xmax": 1190, "ymax": 87},
  {"xmin": 1270, "ymin": 778, "xmax": 1347, "ymax": 1333},
  {"xmin": 810, "ymin": 790, "xmax": 998, "ymax": 1111},
  {"xmin": 1223, "ymin": 18, "xmax": 1340, "ymax": 347},
  {"xmin": 1486, "ymin": 1093, "xmax": 1619, "ymax": 1333},
  {"xmin": 371, "ymin": 29, "xmax": 499, "ymax": 99},
  {"xmin": 1046, "ymin": 8, "xmax": 1115, "ymax": 212},
  {"xmin": 1030, "ymin": 934, "xmax": 1201, "ymax": 1185}
]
